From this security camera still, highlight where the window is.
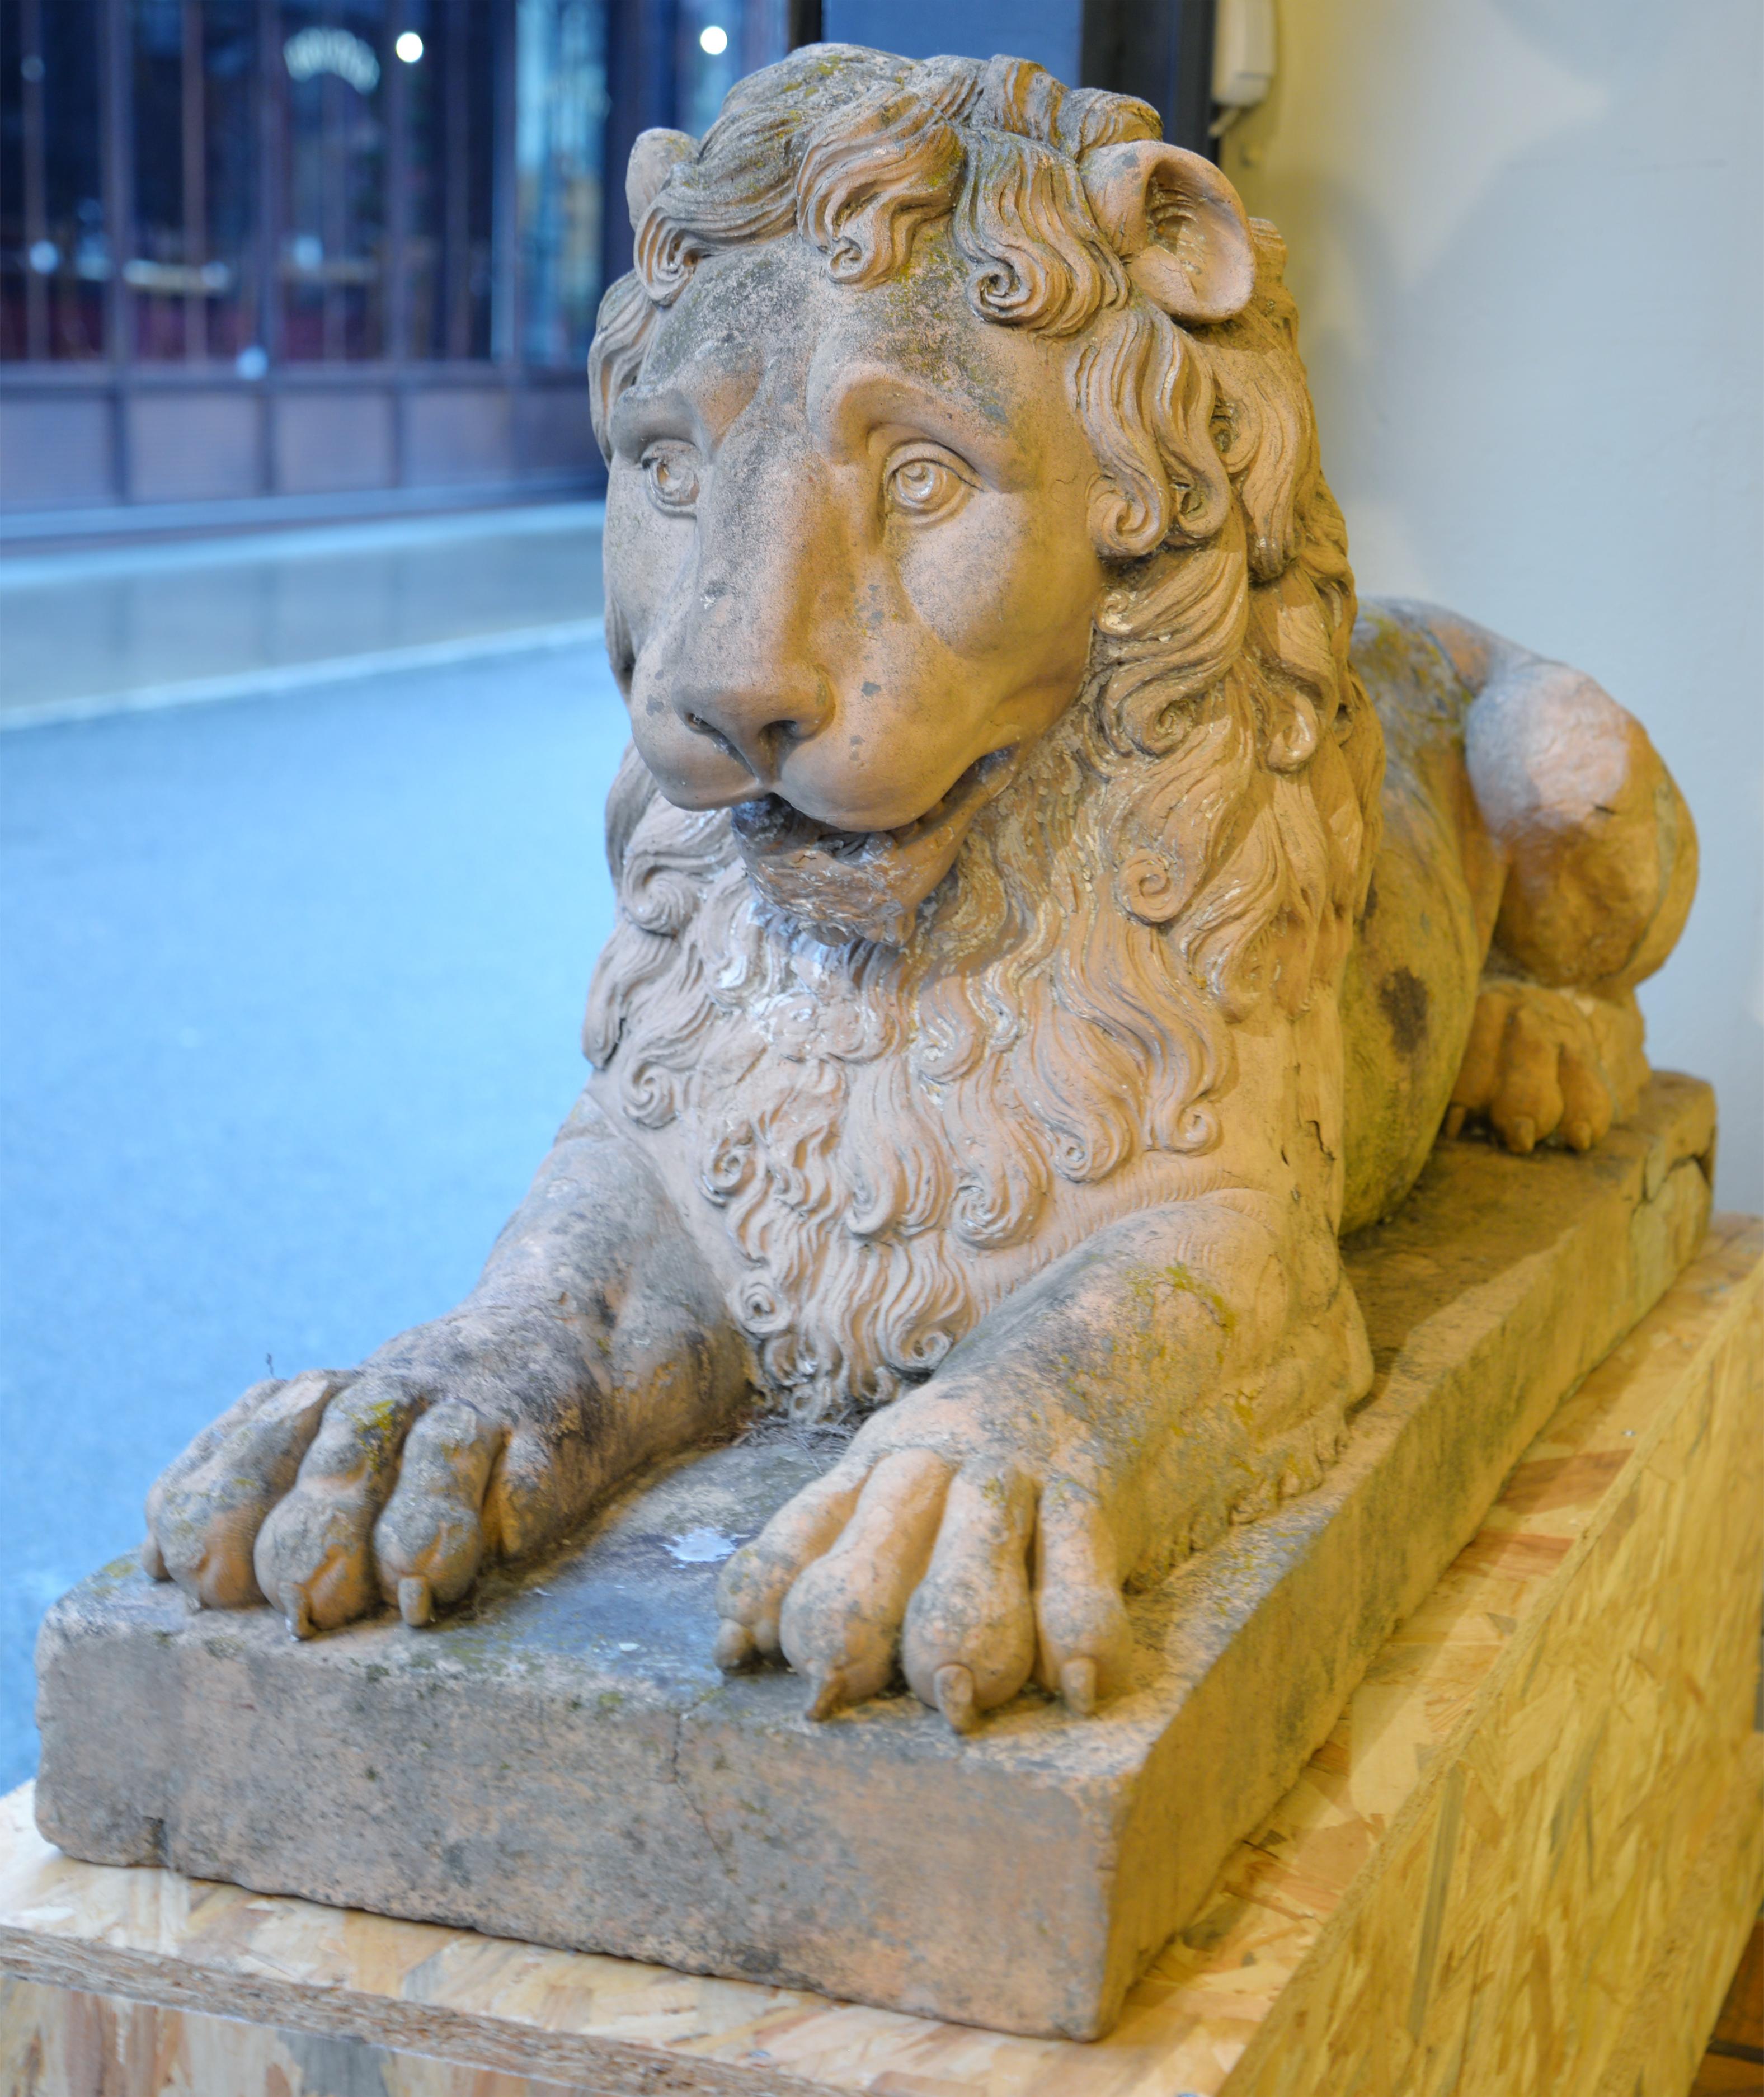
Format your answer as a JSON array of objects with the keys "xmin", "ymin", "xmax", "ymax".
[
  {"xmin": 129, "ymin": 0, "xmax": 260, "ymax": 361},
  {"xmin": 0, "ymin": 0, "xmax": 109, "ymax": 360},
  {"xmin": 402, "ymin": 0, "xmax": 496, "ymax": 361},
  {"xmin": 1, "ymin": 0, "xmax": 816, "ymax": 376},
  {"xmin": 516, "ymin": 0, "xmax": 606, "ymax": 372},
  {"xmin": 277, "ymin": 1, "xmax": 388, "ymax": 361}
]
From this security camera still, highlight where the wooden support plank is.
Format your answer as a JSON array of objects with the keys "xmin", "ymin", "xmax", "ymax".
[
  {"xmin": 1598, "ymin": 1753, "xmax": 1764, "ymax": 2097},
  {"xmin": 2, "ymin": 1219, "xmax": 1761, "ymax": 2097}
]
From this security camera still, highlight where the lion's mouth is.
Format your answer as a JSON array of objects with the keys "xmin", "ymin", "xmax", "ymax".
[{"xmin": 730, "ymin": 745, "xmax": 1026, "ymax": 946}]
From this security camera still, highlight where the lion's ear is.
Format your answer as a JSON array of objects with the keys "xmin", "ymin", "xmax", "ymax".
[
  {"xmin": 1082, "ymin": 142, "xmax": 1255, "ymax": 323},
  {"xmin": 626, "ymin": 129, "xmax": 695, "ymax": 231}
]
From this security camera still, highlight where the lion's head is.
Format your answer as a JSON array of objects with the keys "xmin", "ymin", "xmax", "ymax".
[{"xmin": 583, "ymin": 45, "xmax": 1384, "ymax": 1417}]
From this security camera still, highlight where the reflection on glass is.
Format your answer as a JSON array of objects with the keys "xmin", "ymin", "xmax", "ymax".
[
  {"xmin": 2, "ymin": 0, "xmax": 807, "ymax": 374},
  {"xmin": 0, "ymin": 0, "xmax": 107, "ymax": 360},
  {"xmin": 279, "ymin": 0, "xmax": 385, "ymax": 360},
  {"xmin": 678, "ymin": 0, "xmax": 738, "ymax": 140},
  {"xmin": 129, "ymin": 0, "xmax": 259, "ymax": 362},
  {"xmin": 404, "ymin": 0, "xmax": 495, "ymax": 361},
  {"xmin": 678, "ymin": 0, "xmax": 791, "ymax": 144},
  {"xmin": 517, "ymin": 0, "xmax": 606, "ymax": 371}
]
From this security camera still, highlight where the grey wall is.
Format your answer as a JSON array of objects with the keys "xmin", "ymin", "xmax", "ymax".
[{"xmin": 1222, "ymin": 0, "xmax": 1764, "ymax": 1209}]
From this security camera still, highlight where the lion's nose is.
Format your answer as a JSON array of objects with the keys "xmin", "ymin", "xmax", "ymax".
[{"xmin": 675, "ymin": 678, "xmax": 831, "ymax": 782}]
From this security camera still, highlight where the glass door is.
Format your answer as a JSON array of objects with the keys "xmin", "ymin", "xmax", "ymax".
[
  {"xmin": 276, "ymin": 0, "xmax": 387, "ymax": 359},
  {"xmin": 127, "ymin": 0, "xmax": 261, "ymax": 363}
]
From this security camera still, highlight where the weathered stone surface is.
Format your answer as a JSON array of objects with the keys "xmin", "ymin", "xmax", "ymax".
[
  {"xmin": 34, "ymin": 1077, "xmax": 1713, "ymax": 2040},
  {"xmin": 129, "ymin": 44, "xmax": 1704, "ymax": 1770}
]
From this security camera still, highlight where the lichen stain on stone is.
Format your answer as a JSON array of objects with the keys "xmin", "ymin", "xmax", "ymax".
[{"xmin": 1379, "ymin": 966, "xmax": 1431, "ymax": 1059}]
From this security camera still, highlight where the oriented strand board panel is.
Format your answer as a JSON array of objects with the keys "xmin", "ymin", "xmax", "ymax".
[
  {"xmin": 31, "ymin": 1079, "xmax": 1716, "ymax": 2040},
  {"xmin": 1598, "ymin": 1783, "xmax": 1764, "ymax": 2097},
  {"xmin": 4, "ymin": 1217, "xmax": 1761, "ymax": 2097},
  {"xmin": 0, "ymin": 1977, "xmax": 595, "ymax": 2097}
]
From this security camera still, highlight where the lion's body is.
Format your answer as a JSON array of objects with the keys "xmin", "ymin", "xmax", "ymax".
[
  {"xmin": 576, "ymin": 595, "xmax": 1588, "ymax": 1431},
  {"xmin": 1339, "ymin": 606, "xmax": 1499, "ymax": 1230},
  {"xmin": 141, "ymin": 43, "xmax": 1694, "ymax": 1743},
  {"xmin": 584, "ymin": 618, "xmax": 1372, "ymax": 1423}
]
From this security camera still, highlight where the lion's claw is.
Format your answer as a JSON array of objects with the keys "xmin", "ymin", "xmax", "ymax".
[
  {"xmin": 805, "ymin": 1670, "xmax": 849, "ymax": 1722},
  {"xmin": 1059, "ymin": 1656, "xmax": 1098, "ymax": 1717},
  {"xmin": 1447, "ymin": 977, "xmax": 1645, "ymax": 1156},
  {"xmin": 280, "ymin": 1583, "xmax": 316, "ymax": 1640},
  {"xmin": 713, "ymin": 1619, "xmax": 758, "ymax": 1672},
  {"xmin": 933, "ymin": 1662, "xmax": 979, "ymax": 1734}
]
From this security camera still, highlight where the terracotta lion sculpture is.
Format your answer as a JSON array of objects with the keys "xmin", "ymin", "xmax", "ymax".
[{"xmin": 141, "ymin": 46, "xmax": 1695, "ymax": 1736}]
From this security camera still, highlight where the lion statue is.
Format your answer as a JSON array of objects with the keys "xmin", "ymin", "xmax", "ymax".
[{"xmin": 140, "ymin": 46, "xmax": 1695, "ymax": 1736}]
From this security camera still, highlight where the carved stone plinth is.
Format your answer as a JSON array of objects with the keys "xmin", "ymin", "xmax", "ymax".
[
  {"xmin": 32, "ymin": 1080, "xmax": 1719, "ymax": 2040},
  {"xmin": 10, "ymin": 1204, "xmax": 1763, "ymax": 2091}
]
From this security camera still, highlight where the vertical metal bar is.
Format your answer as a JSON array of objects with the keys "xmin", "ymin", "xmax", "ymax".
[
  {"xmin": 443, "ymin": 0, "xmax": 467, "ymax": 359},
  {"xmin": 182, "ymin": 0, "xmax": 205, "ymax": 358},
  {"xmin": 384, "ymin": 0, "xmax": 410, "ymax": 479},
  {"xmin": 101, "ymin": 0, "xmax": 134, "ymax": 493},
  {"xmin": 253, "ymin": 0, "xmax": 278, "ymax": 484},
  {"xmin": 21, "ymin": 0, "xmax": 48, "ymax": 358},
  {"xmin": 384, "ymin": 0, "xmax": 408, "ymax": 361},
  {"xmin": 101, "ymin": 0, "xmax": 130, "ymax": 364},
  {"xmin": 322, "ymin": 60, "xmax": 341, "ymax": 359},
  {"xmin": 256, "ymin": 0, "xmax": 279, "ymax": 363},
  {"xmin": 489, "ymin": 0, "xmax": 516, "ymax": 365}
]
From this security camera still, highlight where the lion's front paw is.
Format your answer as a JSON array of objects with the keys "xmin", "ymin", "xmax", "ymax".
[
  {"xmin": 713, "ymin": 1392, "xmax": 1132, "ymax": 1733},
  {"xmin": 1446, "ymin": 976, "xmax": 1647, "ymax": 1155},
  {"xmin": 142, "ymin": 1306, "xmax": 598, "ymax": 1636}
]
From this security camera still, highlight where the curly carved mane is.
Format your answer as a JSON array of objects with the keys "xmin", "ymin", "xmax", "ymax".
[{"xmin": 582, "ymin": 46, "xmax": 1383, "ymax": 1418}]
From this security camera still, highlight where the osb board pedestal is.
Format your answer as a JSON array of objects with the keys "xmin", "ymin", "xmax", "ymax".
[
  {"xmin": 5, "ymin": 1217, "xmax": 1763, "ymax": 2096},
  {"xmin": 29, "ymin": 1081, "xmax": 1719, "ymax": 2041}
]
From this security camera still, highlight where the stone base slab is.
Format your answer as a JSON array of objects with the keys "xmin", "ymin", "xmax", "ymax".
[
  {"xmin": 8, "ymin": 1207, "xmax": 1762, "ymax": 2091},
  {"xmin": 32, "ymin": 1079, "xmax": 1718, "ymax": 2040}
]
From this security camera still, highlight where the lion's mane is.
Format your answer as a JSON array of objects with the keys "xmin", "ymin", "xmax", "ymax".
[{"xmin": 582, "ymin": 46, "xmax": 1383, "ymax": 1418}]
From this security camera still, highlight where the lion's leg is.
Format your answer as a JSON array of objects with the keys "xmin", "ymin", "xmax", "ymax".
[
  {"xmin": 143, "ymin": 1095, "xmax": 747, "ymax": 1634},
  {"xmin": 1343, "ymin": 601, "xmax": 1695, "ymax": 1193},
  {"xmin": 1386, "ymin": 604, "xmax": 1697, "ymax": 1154},
  {"xmin": 716, "ymin": 1194, "xmax": 1370, "ymax": 1728}
]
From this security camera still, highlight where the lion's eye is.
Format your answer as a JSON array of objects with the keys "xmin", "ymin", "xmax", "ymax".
[
  {"xmin": 885, "ymin": 450, "xmax": 971, "ymax": 521},
  {"xmin": 641, "ymin": 442, "xmax": 701, "ymax": 514}
]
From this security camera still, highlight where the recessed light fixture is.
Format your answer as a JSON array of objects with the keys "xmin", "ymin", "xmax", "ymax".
[
  {"xmin": 699, "ymin": 24, "xmax": 728, "ymax": 55},
  {"xmin": 395, "ymin": 30, "xmax": 424, "ymax": 62}
]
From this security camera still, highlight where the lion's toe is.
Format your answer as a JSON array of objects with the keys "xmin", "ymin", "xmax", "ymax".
[
  {"xmin": 145, "ymin": 1369, "xmax": 345, "ymax": 1611},
  {"xmin": 370, "ymin": 1397, "xmax": 504, "ymax": 1619}
]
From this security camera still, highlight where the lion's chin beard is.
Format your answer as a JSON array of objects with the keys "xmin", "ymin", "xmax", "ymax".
[{"xmin": 728, "ymin": 744, "xmax": 1028, "ymax": 946}]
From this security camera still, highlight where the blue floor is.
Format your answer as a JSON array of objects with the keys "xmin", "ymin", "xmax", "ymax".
[{"xmin": 0, "ymin": 648, "xmax": 629, "ymax": 1790}]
